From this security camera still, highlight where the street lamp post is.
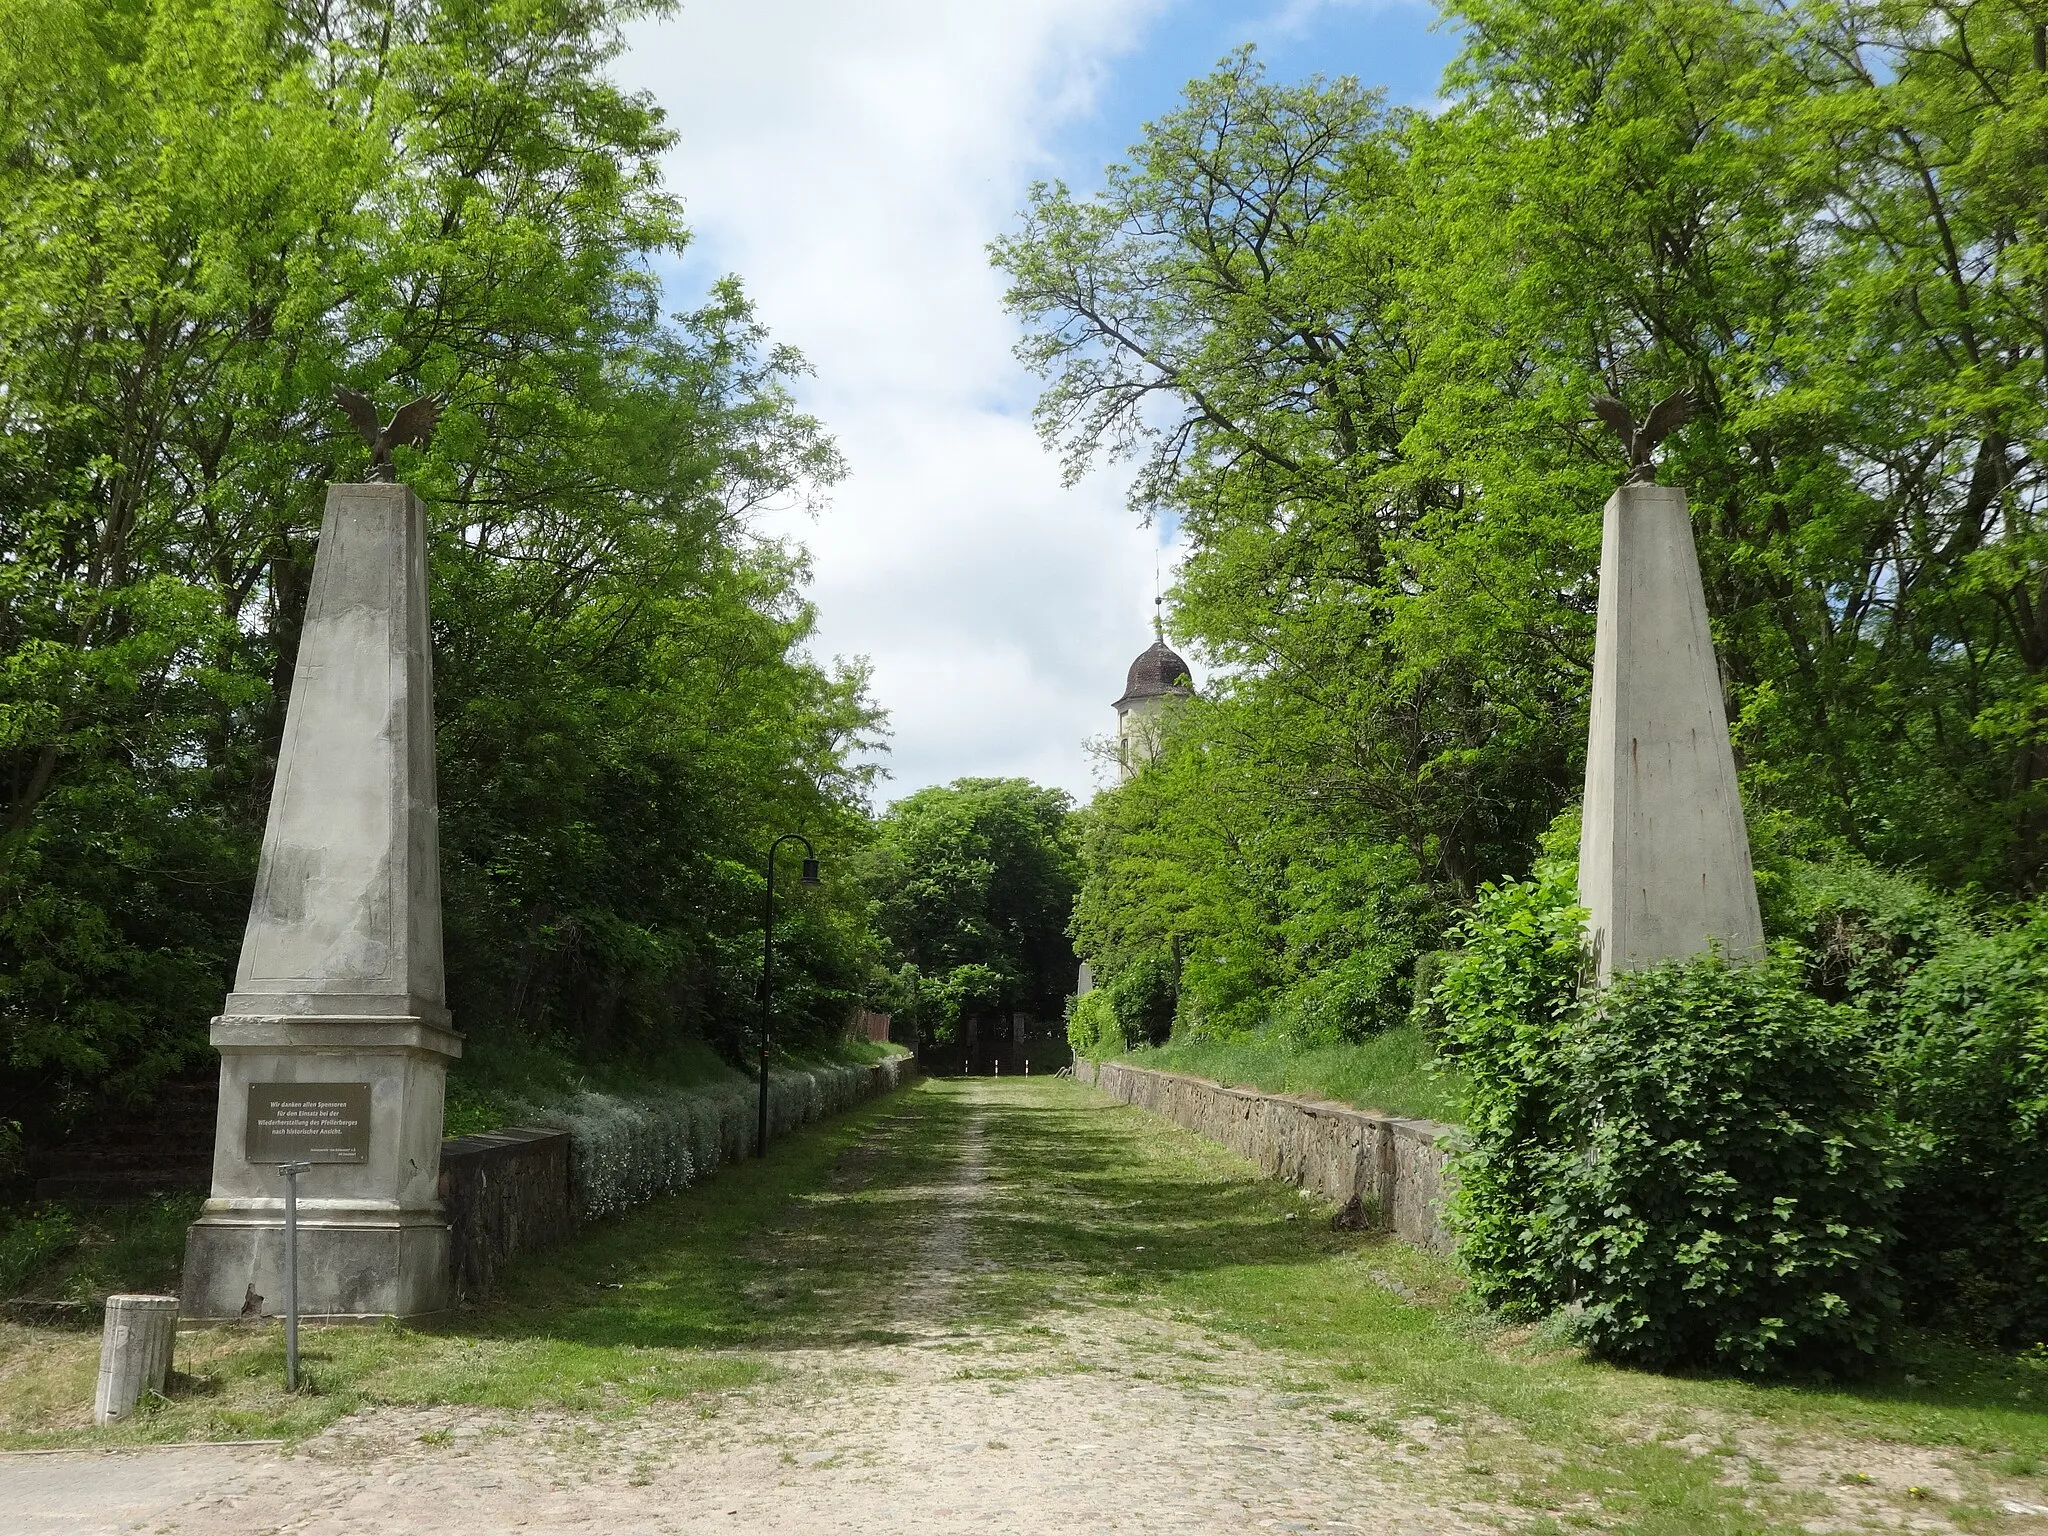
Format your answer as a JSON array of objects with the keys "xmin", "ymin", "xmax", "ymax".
[{"xmin": 759, "ymin": 833, "xmax": 820, "ymax": 1155}]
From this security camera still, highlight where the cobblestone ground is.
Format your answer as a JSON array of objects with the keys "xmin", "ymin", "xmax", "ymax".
[{"xmin": 6, "ymin": 1079, "xmax": 2043, "ymax": 1534}]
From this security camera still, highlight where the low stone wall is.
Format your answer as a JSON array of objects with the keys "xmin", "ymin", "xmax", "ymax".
[
  {"xmin": 438, "ymin": 1127, "xmax": 575, "ymax": 1300},
  {"xmin": 1072, "ymin": 1058, "xmax": 1455, "ymax": 1252},
  {"xmin": 438, "ymin": 1055, "xmax": 914, "ymax": 1299}
]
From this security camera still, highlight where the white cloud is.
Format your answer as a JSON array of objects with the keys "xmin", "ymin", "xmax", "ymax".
[{"xmin": 616, "ymin": 0, "xmax": 1178, "ymax": 805}]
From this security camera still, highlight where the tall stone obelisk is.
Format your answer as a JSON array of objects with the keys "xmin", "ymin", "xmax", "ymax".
[
  {"xmin": 1577, "ymin": 479, "xmax": 1765, "ymax": 983},
  {"xmin": 182, "ymin": 477, "xmax": 459, "ymax": 1319}
]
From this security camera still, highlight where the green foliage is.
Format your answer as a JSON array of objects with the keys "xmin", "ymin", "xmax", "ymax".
[
  {"xmin": 1890, "ymin": 906, "xmax": 2048, "ymax": 1345},
  {"xmin": 1065, "ymin": 989, "xmax": 1119, "ymax": 1059},
  {"xmin": 1439, "ymin": 833, "xmax": 1905, "ymax": 1374},
  {"xmin": 1002, "ymin": 0, "xmax": 2048, "ymax": 1124},
  {"xmin": 1544, "ymin": 959, "xmax": 1901, "ymax": 1376},
  {"xmin": 1108, "ymin": 949, "xmax": 1178, "ymax": 1049},
  {"xmin": 1764, "ymin": 855, "xmax": 1981, "ymax": 1019},
  {"xmin": 1062, "ymin": 951, "xmax": 1178, "ymax": 1057},
  {"xmin": 1069, "ymin": 704, "xmax": 1441, "ymax": 1046},
  {"xmin": 1434, "ymin": 852, "xmax": 1589, "ymax": 1316},
  {"xmin": 1407, "ymin": 950, "xmax": 1456, "ymax": 1048},
  {"xmin": 0, "ymin": 0, "xmax": 880, "ymax": 1153},
  {"xmin": 0, "ymin": 1207, "xmax": 79, "ymax": 1299},
  {"xmin": 0, "ymin": 1195, "xmax": 200, "ymax": 1305},
  {"xmin": 859, "ymin": 779, "xmax": 1079, "ymax": 1042},
  {"xmin": 1759, "ymin": 854, "xmax": 2046, "ymax": 1345}
]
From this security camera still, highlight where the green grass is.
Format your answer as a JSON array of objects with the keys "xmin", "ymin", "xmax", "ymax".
[
  {"xmin": 1117, "ymin": 1023, "xmax": 1465, "ymax": 1122},
  {"xmin": 0, "ymin": 1194, "xmax": 202, "ymax": 1309},
  {"xmin": 0, "ymin": 1082, "xmax": 925, "ymax": 1447},
  {"xmin": 7, "ymin": 1073, "xmax": 2043, "ymax": 1532}
]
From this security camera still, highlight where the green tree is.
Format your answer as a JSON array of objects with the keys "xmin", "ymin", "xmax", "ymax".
[
  {"xmin": 995, "ymin": 0, "xmax": 2048, "ymax": 1054},
  {"xmin": 0, "ymin": 0, "xmax": 880, "ymax": 1164},
  {"xmin": 860, "ymin": 779, "xmax": 1080, "ymax": 1042}
]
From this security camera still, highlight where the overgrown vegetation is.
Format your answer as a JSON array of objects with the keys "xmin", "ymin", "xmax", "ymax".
[
  {"xmin": 0, "ymin": 1195, "xmax": 200, "ymax": 1307},
  {"xmin": 0, "ymin": 0, "xmax": 883, "ymax": 1175},
  {"xmin": 1435, "ymin": 817, "xmax": 2047, "ymax": 1369},
  {"xmin": 1005, "ymin": 0, "xmax": 2048, "ymax": 1371}
]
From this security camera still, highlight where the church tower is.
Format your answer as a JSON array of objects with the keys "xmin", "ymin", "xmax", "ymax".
[{"xmin": 1114, "ymin": 637, "xmax": 1194, "ymax": 780}]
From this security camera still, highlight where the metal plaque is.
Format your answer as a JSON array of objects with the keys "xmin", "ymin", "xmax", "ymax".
[{"xmin": 246, "ymin": 1083, "xmax": 372, "ymax": 1164}]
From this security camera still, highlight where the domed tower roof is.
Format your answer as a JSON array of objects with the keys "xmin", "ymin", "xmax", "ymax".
[{"xmin": 1114, "ymin": 639, "xmax": 1194, "ymax": 711}]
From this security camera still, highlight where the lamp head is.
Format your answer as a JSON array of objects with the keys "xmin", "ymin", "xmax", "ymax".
[{"xmin": 800, "ymin": 858, "xmax": 821, "ymax": 886}]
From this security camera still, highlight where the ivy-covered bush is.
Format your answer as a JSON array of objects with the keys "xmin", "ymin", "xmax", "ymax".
[
  {"xmin": 1066, "ymin": 989, "xmax": 1119, "ymax": 1058},
  {"xmin": 1433, "ymin": 856, "xmax": 1587, "ymax": 1317},
  {"xmin": 531, "ymin": 1062, "xmax": 893, "ymax": 1220},
  {"xmin": 1545, "ymin": 958, "xmax": 1900, "ymax": 1374},
  {"xmin": 1437, "ymin": 814, "xmax": 1905, "ymax": 1375},
  {"xmin": 1890, "ymin": 908, "xmax": 2048, "ymax": 1345}
]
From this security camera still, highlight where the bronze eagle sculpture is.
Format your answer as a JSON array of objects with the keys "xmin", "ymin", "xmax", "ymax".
[
  {"xmin": 1590, "ymin": 389, "xmax": 1696, "ymax": 484},
  {"xmin": 332, "ymin": 386, "xmax": 439, "ymax": 482}
]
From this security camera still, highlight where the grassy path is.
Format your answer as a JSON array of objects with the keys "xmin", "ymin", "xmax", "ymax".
[{"xmin": 3, "ymin": 1077, "xmax": 2046, "ymax": 1533}]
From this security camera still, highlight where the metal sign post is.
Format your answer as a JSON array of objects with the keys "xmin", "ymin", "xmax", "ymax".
[{"xmin": 277, "ymin": 1160, "xmax": 311, "ymax": 1390}]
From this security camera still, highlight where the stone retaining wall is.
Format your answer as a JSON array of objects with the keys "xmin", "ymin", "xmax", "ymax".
[
  {"xmin": 1072, "ymin": 1058, "xmax": 1455, "ymax": 1252},
  {"xmin": 438, "ymin": 1055, "xmax": 914, "ymax": 1299},
  {"xmin": 438, "ymin": 1127, "xmax": 575, "ymax": 1300}
]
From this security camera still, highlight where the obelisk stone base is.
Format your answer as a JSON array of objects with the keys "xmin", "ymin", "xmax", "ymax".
[
  {"xmin": 183, "ymin": 482, "xmax": 459, "ymax": 1321},
  {"xmin": 182, "ymin": 1208, "xmax": 450, "ymax": 1322},
  {"xmin": 1578, "ymin": 482, "xmax": 1764, "ymax": 983},
  {"xmin": 181, "ymin": 1015, "xmax": 459, "ymax": 1321}
]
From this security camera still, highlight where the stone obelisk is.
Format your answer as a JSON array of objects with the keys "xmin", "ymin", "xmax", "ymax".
[
  {"xmin": 182, "ymin": 472, "xmax": 459, "ymax": 1320},
  {"xmin": 1578, "ymin": 479, "xmax": 1765, "ymax": 983}
]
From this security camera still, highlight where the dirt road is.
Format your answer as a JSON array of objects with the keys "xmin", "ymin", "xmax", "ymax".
[{"xmin": 7, "ymin": 1077, "xmax": 2042, "ymax": 1534}]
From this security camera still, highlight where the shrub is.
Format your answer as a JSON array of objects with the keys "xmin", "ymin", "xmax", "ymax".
[
  {"xmin": 1439, "ymin": 820, "xmax": 1904, "ymax": 1374},
  {"xmin": 1434, "ymin": 855, "xmax": 1587, "ymax": 1317},
  {"xmin": 1066, "ymin": 989, "xmax": 1119, "ymax": 1058},
  {"xmin": 530, "ymin": 1063, "xmax": 886, "ymax": 1220},
  {"xmin": 1407, "ymin": 949, "xmax": 1456, "ymax": 1048},
  {"xmin": 1545, "ymin": 958, "xmax": 1900, "ymax": 1375},
  {"xmin": 1768, "ymin": 856, "xmax": 1977, "ymax": 1019},
  {"xmin": 1108, "ymin": 951, "xmax": 1176, "ymax": 1049},
  {"xmin": 1889, "ymin": 906, "xmax": 2048, "ymax": 1345}
]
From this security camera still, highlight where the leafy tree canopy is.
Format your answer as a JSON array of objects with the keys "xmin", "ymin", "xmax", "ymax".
[
  {"xmin": 0, "ymin": 0, "xmax": 880, "ymax": 1162},
  {"xmin": 995, "ymin": 0, "xmax": 2048, "ymax": 1040},
  {"xmin": 859, "ymin": 779, "xmax": 1080, "ymax": 1040}
]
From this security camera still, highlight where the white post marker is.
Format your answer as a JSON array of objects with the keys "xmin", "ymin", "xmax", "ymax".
[
  {"xmin": 278, "ymin": 1159, "xmax": 312, "ymax": 1389},
  {"xmin": 94, "ymin": 1294, "xmax": 179, "ymax": 1424}
]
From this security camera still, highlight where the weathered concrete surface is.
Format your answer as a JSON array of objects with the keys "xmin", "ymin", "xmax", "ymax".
[
  {"xmin": 92, "ymin": 1295, "xmax": 177, "ymax": 1425},
  {"xmin": 227, "ymin": 481, "xmax": 448, "ymax": 1024},
  {"xmin": 1579, "ymin": 482, "xmax": 1764, "ymax": 983},
  {"xmin": 185, "ymin": 483, "xmax": 458, "ymax": 1321},
  {"xmin": 1073, "ymin": 1058, "xmax": 1453, "ymax": 1251}
]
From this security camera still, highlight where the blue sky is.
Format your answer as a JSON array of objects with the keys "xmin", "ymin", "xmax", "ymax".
[
  {"xmin": 618, "ymin": 0, "xmax": 1455, "ymax": 803},
  {"xmin": 1068, "ymin": 0, "xmax": 1456, "ymax": 168}
]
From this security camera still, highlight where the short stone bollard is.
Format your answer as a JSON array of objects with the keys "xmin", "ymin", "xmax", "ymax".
[{"xmin": 94, "ymin": 1294, "xmax": 179, "ymax": 1425}]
